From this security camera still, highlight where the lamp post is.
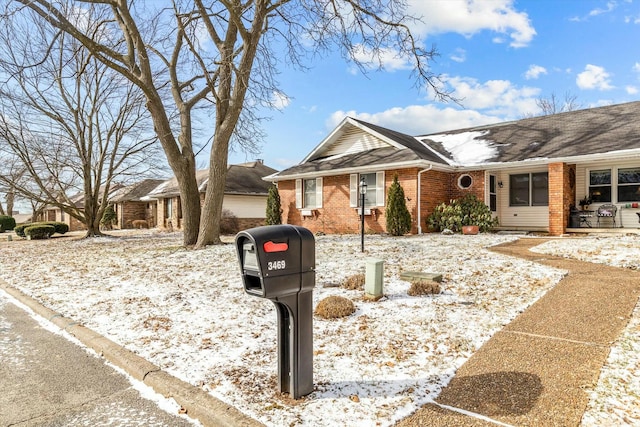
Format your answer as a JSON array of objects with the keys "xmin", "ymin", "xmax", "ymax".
[{"xmin": 360, "ymin": 176, "xmax": 367, "ymax": 253}]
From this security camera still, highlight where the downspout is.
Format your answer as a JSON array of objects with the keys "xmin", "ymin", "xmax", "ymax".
[{"xmin": 417, "ymin": 165, "xmax": 433, "ymax": 234}]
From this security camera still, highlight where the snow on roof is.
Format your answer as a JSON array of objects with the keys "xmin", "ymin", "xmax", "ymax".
[{"xmin": 425, "ymin": 130, "xmax": 498, "ymax": 166}]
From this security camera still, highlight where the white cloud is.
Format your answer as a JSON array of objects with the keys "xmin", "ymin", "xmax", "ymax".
[
  {"xmin": 626, "ymin": 86, "xmax": 638, "ymax": 95},
  {"xmin": 450, "ymin": 48, "xmax": 466, "ymax": 63},
  {"xmin": 327, "ymin": 104, "xmax": 502, "ymax": 137},
  {"xmin": 327, "ymin": 75, "xmax": 545, "ymax": 137},
  {"xmin": 439, "ymin": 75, "xmax": 540, "ymax": 116},
  {"xmin": 351, "ymin": 44, "xmax": 413, "ymax": 72},
  {"xmin": 525, "ymin": 64, "xmax": 548, "ymax": 80},
  {"xmin": 407, "ymin": 0, "xmax": 536, "ymax": 48},
  {"xmin": 576, "ymin": 64, "xmax": 614, "ymax": 90},
  {"xmin": 269, "ymin": 91, "xmax": 290, "ymax": 110},
  {"xmin": 633, "ymin": 62, "xmax": 640, "ymax": 73},
  {"xmin": 589, "ymin": 1, "xmax": 617, "ymax": 17},
  {"xmin": 572, "ymin": 1, "xmax": 617, "ymax": 22}
]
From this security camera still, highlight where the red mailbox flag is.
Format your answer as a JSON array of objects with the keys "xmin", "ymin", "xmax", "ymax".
[{"xmin": 263, "ymin": 241, "xmax": 288, "ymax": 253}]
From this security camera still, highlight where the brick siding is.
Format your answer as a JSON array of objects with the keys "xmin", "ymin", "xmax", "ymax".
[
  {"xmin": 278, "ymin": 168, "xmax": 488, "ymax": 235},
  {"xmin": 548, "ymin": 162, "xmax": 575, "ymax": 235}
]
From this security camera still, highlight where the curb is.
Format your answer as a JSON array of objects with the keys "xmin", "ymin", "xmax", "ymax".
[{"xmin": 0, "ymin": 281, "xmax": 263, "ymax": 427}]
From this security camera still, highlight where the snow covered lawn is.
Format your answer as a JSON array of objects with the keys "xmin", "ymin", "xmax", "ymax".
[{"xmin": 0, "ymin": 231, "xmax": 637, "ymax": 426}]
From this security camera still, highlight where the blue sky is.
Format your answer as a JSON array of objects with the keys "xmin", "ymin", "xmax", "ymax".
[{"xmin": 226, "ymin": 0, "xmax": 640, "ymax": 171}]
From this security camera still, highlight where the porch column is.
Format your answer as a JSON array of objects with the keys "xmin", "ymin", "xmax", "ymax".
[{"xmin": 548, "ymin": 162, "xmax": 575, "ymax": 236}]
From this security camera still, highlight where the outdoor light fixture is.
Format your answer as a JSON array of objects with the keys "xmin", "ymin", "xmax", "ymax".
[
  {"xmin": 498, "ymin": 181, "xmax": 503, "ymax": 188},
  {"xmin": 360, "ymin": 177, "xmax": 367, "ymax": 253}
]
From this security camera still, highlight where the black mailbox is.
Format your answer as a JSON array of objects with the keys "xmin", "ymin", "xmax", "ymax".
[
  {"xmin": 235, "ymin": 225, "xmax": 315, "ymax": 399},
  {"xmin": 237, "ymin": 225, "xmax": 314, "ymax": 298}
]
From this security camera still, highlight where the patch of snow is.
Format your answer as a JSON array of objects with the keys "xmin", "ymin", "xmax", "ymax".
[
  {"xmin": 0, "ymin": 231, "xmax": 638, "ymax": 426},
  {"xmin": 425, "ymin": 131, "xmax": 497, "ymax": 165}
]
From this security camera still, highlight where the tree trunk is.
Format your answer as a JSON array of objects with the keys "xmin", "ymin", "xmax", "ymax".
[
  {"xmin": 5, "ymin": 191, "xmax": 13, "ymax": 215},
  {"xmin": 175, "ymin": 160, "xmax": 201, "ymax": 247},
  {"xmin": 196, "ymin": 136, "xmax": 228, "ymax": 247}
]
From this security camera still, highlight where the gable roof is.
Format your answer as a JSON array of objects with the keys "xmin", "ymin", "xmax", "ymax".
[
  {"xmin": 268, "ymin": 117, "xmax": 447, "ymax": 180},
  {"xmin": 418, "ymin": 100, "xmax": 640, "ymax": 166},
  {"xmin": 111, "ymin": 179, "xmax": 166, "ymax": 203},
  {"xmin": 269, "ymin": 100, "xmax": 640, "ymax": 181},
  {"xmin": 148, "ymin": 161, "xmax": 278, "ymax": 198}
]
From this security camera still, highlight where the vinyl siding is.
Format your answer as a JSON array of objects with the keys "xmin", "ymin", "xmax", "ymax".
[
  {"xmin": 576, "ymin": 160, "xmax": 640, "ymax": 228},
  {"xmin": 322, "ymin": 127, "xmax": 390, "ymax": 158},
  {"xmin": 495, "ymin": 168, "xmax": 549, "ymax": 229},
  {"xmin": 222, "ymin": 195, "xmax": 268, "ymax": 219}
]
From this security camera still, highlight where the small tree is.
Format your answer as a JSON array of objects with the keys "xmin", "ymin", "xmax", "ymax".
[
  {"xmin": 265, "ymin": 185, "xmax": 282, "ymax": 226},
  {"xmin": 385, "ymin": 175, "xmax": 412, "ymax": 236},
  {"xmin": 100, "ymin": 205, "xmax": 117, "ymax": 230}
]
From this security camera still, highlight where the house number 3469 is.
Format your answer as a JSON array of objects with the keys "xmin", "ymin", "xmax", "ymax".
[{"xmin": 268, "ymin": 260, "xmax": 286, "ymax": 270}]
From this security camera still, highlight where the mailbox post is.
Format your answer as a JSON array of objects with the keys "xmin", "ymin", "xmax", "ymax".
[{"xmin": 235, "ymin": 225, "xmax": 315, "ymax": 399}]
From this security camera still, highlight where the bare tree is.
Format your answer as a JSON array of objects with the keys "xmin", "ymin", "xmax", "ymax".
[
  {"xmin": 7, "ymin": 0, "xmax": 448, "ymax": 247},
  {"xmin": 0, "ymin": 13, "xmax": 158, "ymax": 237},
  {"xmin": 536, "ymin": 92, "xmax": 582, "ymax": 116}
]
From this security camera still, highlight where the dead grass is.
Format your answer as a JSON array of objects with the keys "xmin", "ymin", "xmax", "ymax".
[
  {"xmin": 315, "ymin": 295, "xmax": 355, "ymax": 319},
  {"xmin": 341, "ymin": 273, "xmax": 365, "ymax": 291},
  {"xmin": 407, "ymin": 279, "xmax": 441, "ymax": 296}
]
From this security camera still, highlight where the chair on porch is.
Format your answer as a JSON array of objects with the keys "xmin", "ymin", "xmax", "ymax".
[{"xmin": 596, "ymin": 204, "xmax": 617, "ymax": 228}]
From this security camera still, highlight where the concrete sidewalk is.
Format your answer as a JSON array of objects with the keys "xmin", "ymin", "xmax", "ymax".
[{"xmin": 396, "ymin": 238, "xmax": 640, "ymax": 426}]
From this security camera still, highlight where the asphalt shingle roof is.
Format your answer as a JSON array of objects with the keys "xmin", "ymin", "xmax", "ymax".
[{"xmin": 420, "ymin": 100, "xmax": 640, "ymax": 164}]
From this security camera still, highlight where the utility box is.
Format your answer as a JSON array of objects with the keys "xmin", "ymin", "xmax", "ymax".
[{"xmin": 235, "ymin": 225, "xmax": 315, "ymax": 398}]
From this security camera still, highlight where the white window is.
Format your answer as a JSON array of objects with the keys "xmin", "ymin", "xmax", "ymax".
[
  {"xmin": 295, "ymin": 178, "xmax": 323, "ymax": 209},
  {"xmin": 350, "ymin": 172, "xmax": 385, "ymax": 208}
]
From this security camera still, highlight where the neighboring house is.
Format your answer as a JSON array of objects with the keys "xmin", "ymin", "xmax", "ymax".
[
  {"xmin": 11, "ymin": 212, "xmax": 32, "ymax": 225},
  {"xmin": 266, "ymin": 100, "xmax": 640, "ymax": 236},
  {"xmin": 148, "ymin": 161, "xmax": 278, "ymax": 231},
  {"xmin": 37, "ymin": 184, "xmax": 125, "ymax": 232},
  {"xmin": 110, "ymin": 179, "xmax": 165, "ymax": 229}
]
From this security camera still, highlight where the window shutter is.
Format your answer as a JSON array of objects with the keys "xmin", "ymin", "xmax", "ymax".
[
  {"xmin": 315, "ymin": 177, "xmax": 323, "ymax": 208},
  {"xmin": 350, "ymin": 174, "xmax": 358, "ymax": 207},
  {"xmin": 295, "ymin": 179, "xmax": 302, "ymax": 209},
  {"xmin": 376, "ymin": 171, "xmax": 385, "ymax": 206}
]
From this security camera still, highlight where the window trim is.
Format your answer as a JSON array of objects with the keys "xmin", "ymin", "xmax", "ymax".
[
  {"xmin": 508, "ymin": 172, "xmax": 549, "ymax": 207},
  {"xmin": 350, "ymin": 172, "xmax": 385, "ymax": 208},
  {"xmin": 295, "ymin": 177, "xmax": 323, "ymax": 209},
  {"xmin": 617, "ymin": 167, "xmax": 640, "ymax": 203},
  {"xmin": 458, "ymin": 174, "xmax": 473, "ymax": 189},
  {"xmin": 588, "ymin": 168, "xmax": 612, "ymax": 204}
]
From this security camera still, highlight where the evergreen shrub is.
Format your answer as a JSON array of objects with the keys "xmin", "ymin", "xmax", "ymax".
[
  {"xmin": 428, "ymin": 194, "xmax": 498, "ymax": 233},
  {"xmin": 24, "ymin": 224, "xmax": 56, "ymax": 239},
  {"xmin": 265, "ymin": 185, "xmax": 282, "ymax": 225},
  {"xmin": 385, "ymin": 175, "xmax": 412, "ymax": 236},
  {"xmin": 0, "ymin": 215, "xmax": 16, "ymax": 233},
  {"xmin": 14, "ymin": 221, "xmax": 68, "ymax": 237}
]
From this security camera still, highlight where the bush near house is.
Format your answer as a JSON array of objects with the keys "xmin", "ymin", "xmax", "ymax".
[
  {"xmin": 14, "ymin": 222, "xmax": 69, "ymax": 238},
  {"xmin": 101, "ymin": 204, "xmax": 117, "ymax": 230},
  {"xmin": 265, "ymin": 185, "xmax": 282, "ymax": 225},
  {"xmin": 428, "ymin": 194, "xmax": 498, "ymax": 233},
  {"xmin": 24, "ymin": 224, "xmax": 56, "ymax": 240},
  {"xmin": 385, "ymin": 175, "xmax": 412, "ymax": 236},
  {"xmin": 220, "ymin": 209, "xmax": 240, "ymax": 235},
  {"xmin": 0, "ymin": 215, "xmax": 16, "ymax": 233}
]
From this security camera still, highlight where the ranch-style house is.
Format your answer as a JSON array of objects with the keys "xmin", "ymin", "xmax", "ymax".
[{"xmin": 266, "ymin": 100, "xmax": 640, "ymax": 236}]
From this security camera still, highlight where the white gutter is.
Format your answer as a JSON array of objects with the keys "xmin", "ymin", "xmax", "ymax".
[{"xmin": 417, "ymin": 165, "xmax": 433, "ymax": 234}]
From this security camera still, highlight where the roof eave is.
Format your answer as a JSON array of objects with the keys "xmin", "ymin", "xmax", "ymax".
[{"xmin": 266, "ymin": 160, "xmax": 451, "ymax": 181}]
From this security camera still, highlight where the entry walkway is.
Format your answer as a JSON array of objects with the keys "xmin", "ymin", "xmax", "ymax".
[{"xmin": 396, "ymin": 238, "xmax": 640, "ymax": 426}]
